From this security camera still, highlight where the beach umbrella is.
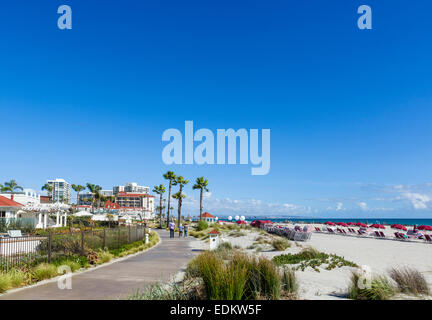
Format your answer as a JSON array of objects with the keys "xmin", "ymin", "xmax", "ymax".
[
  {"xmin": 347, "ymin": 222, "xmax": 356, "ymax": 226},
  {"xmin": 369, "ymin": 224, "xmax": 385, "ymax": 229},
  {"xmin": 356, "ymin": 222, "xmax": 368, "ymax": 227},
  {"xmin": 391, "ymin": 224, "xmax": 407, "ymax": 231},
  {"xmin": 236, "ymin": 220, "xmax": 247, "ymax": 225},
  {"xmin": 418, "ymin": 225, "xmax": 432, "ymax": 231},
  {"xmin": 336, "ymin": 222, "xmax": 348, "ymax": 227},
  {"xmin": 325, "ymin": 221, "xmax": 335, "ymax": 226}
]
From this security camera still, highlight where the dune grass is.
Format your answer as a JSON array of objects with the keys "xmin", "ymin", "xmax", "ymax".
[
  {"xmin": 347, "ymin": 271, "xmax": 395, "ymax": 300},
  {"xmin": 183, "ymin": 244, "xmax": 297, "ymax": 300},
  {"xmin": 389, "ymin": 267, "xmax": 429, "ymax": 296},
  {"xmin": 271, "ymin": 238, "xmax": 291, "ymax": 251}
]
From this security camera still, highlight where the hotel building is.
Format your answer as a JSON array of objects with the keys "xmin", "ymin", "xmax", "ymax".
[{"xmin": 46, "ymin": 179, "xmax": 72, "ymax": 203}]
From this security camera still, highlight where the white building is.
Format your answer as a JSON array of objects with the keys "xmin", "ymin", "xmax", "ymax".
[
  {"xmin": 113, "ymin": 182, "xmax": 149, "ymax": 195},
  {"xmin": 46, "ymin": 179, "xmax": 72, "ymax": 203},
  {"xmin": 0, "ymin": 189, "xmax": 40, "ymax": 206}
]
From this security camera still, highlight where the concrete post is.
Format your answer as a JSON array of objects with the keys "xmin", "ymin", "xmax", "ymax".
[
  {"xmin": 56, "ymin": 213, "xmax": 60, "ymax": 226},
  {"xmin": 64, "ymin": 213, "xmax": 67, "ymax": 227},
  {"xmin": 43, "ymin": 213, "xmax": 47, "ymax": 229}
]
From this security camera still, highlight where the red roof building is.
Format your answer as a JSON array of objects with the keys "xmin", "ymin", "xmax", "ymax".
[
  {"xmin": 115, "ymin": 192, "xmax": 154, "ymax": 212},
  {"xmin": 0, "ymin": 195, "xmax": 23, "ymax": 208},
  {"xmin": 0, "ymin": 195, "xmax": 23, "ymax": 218}
]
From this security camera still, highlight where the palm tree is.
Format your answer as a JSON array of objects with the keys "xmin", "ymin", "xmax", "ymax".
[
  {"xmin": 172, "ymin": 176, "xmax": 189, "ymax": 228},
  {"xmin": 163, "ymin": 171, "xmax": 177, "ymax": 224},
  {"xmin": 86, "ymin": 183, "xmax": 102, "ymax": 210},
  {"xmin": 41, "ymin": 183, "xmax": 53, "ymax": 203},
  {"xmin": 153, "ymin": 184, "xmax": 166, "ymax": 228},
  {"xmin": 3, "ymin": 180, "xmax": 23, "ymax": 193},
  {"xmin": 193, "ymin": 177, "xmax": 209, "ymax": 221},
  {"xmin": 72, "ymin": 184, "xmax": 85, "ymax": 207}
]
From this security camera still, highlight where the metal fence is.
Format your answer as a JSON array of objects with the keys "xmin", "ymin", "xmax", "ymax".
[{"xmin": 0, "ymin": 226, "xmax": 146, "ymax": 272}]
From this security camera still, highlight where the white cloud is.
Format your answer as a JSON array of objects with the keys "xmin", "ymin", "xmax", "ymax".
[{"xmin": 358, "ymin": 202, "xmax": 368, "ymax": 210}]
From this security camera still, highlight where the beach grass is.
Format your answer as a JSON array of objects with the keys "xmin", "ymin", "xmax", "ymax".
[
  {"xmin": 347, "ymin": 271, "xmax": 395, "ymax": 300},
  {"xmin": 389, "ymin": 267, "xmax": 429, "ymax": 296}
]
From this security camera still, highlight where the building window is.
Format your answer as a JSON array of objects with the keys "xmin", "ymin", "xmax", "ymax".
[{"xmin": 0, "ymin": 211, "xmax": 6, "ymax": 218}]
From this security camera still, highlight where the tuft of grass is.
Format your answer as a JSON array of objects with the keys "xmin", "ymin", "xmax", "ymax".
[
  {"xmin": 97, "ymin": 250, "xmax": 114, "ymax": 264},
  {"xmin": 271, "ymin": 238, "xmax": 291, "ymax": 251},
  {"xmin": 0, "ymin": 273, "xmax": 12, "ymax": 293},
  {"xmin": 31, "ymin": 263, "xmax": 58, "ymax": 281},
  {"xmin": 347, "ymin": 271, "xmax": 395, "ymax": 300},
  {"xmin": 280, "ymin": 267, "xmax": 298, "ymax": 295},
  {"xmin": 389, "ymin": 267, "xmax": 430, "ymax": 296},
  {"xmin": 128, "ymin": 282, "xmax": 198, "ymax": 300},
  {"xmin": 228, "ymin": 230, "xmax": 246, "ymax": 238},
  {"xmin": 8, "ymin": 269, "xmax": 26, "ymax": 288}
]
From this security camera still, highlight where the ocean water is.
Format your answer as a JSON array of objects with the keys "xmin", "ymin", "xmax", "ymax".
[{"xmin": 226, "ymin": 217, "xmax": 432, "ymax": 226}]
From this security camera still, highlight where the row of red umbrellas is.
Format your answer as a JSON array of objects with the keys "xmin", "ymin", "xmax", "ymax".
[{"xmin": 324, "ymin": 221, "xmax": 385, "ymax": 228}]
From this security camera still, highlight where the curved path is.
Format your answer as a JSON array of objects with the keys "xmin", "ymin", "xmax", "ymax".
[{"xmin": 0, "ymin": 230, "xmax": 197, "ymax": 300}]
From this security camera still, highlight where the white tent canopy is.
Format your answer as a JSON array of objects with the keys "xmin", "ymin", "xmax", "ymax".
[{"xmin": 73, "ymin": 211, "xmax": 93, "ymax": 217}]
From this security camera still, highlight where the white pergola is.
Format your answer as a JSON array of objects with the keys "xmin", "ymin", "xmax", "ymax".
[{"xmin": 21, "ymin": 202, "xmax": 71, "ymax": 229}]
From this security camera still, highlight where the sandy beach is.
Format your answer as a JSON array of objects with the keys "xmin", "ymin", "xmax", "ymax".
[{"xmin": 190, "ymin": 224, "xmax": 432, "ymax": 300}]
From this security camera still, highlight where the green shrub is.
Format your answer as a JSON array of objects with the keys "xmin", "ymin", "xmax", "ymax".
[
  {"xmin": 97, "ymin": 250, "xmax": 114, "ymax": 264},
  {"xmin": 272, "ymin": 238, "xmax": 291, "ymax": 251},
  {"xmin": 273, "ymin": 247, "xmax": 357, "ymax": 272},
  {"xmin": 32, "ymin": 263, "xmax": 58, "ymax": 281},
  {"xmin": 197, "ymin": 220, "xmax": 209, "ymax": 231},
  {"xmin": 8, "ymin": 269, "xmax": 26, "ymax": 287},
  {"xmin": 389, "ymin": 267, "xmax": 429, "ymax": 296},
  {"xmin": 347, "ymin": 271, "xmax": 395, "ymax": 300},
  {"xmin": 0, "ymin": 273, "xmax": 12, "ymax": 293}
]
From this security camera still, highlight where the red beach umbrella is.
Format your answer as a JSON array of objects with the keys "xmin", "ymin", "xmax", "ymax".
[
  {"xmin": 369, "ymin": 224, "xmax": 385, "ymax": 229},
  {"xmin": 418, "ymin": 225, "xmax": 432, "ymax": 231},
  {"xmin": 347, "ymin": 222, "xmax": 356, "ymax": 226},
  {"xmin": 325, "ymin": 221, "xmax": 335, "ymax": 226},
  {"xmin": 391, "ymin": 224, "xmax": 407, "ymax": 231},
  {"xmin": 356, "ymin": 222, "xmax": 367, "ymax": 227},
  {"xmin": 336, "ymin": 222, "xmax": 348, "ymax": 227},
  {"xmin": 236, "ymin": 220, "xmax": 247, "ymax": 225}
]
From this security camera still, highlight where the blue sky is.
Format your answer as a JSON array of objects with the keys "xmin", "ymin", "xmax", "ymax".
[{"xmin": 1, "ymin": 0, "xmax": 432, "ymax": 218}]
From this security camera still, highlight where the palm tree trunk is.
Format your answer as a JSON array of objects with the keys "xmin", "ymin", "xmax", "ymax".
[
  {"xmin": 200, "ymin": 188, "xmax": 203, "ymax": 221},
  {"xmin": 167, "ymin": 180, "xmax": 172, "ymax": 224},
  {"xmin": 77, "ymin": 191, "xmax": 80, "ymax": 208},
  {"xmin": 159, "ymin": 194, "xmax": 163, "ymax": 228},
  {"xmin": 178, "ymin": 185, "xmax": 183, "ymax": 228}
]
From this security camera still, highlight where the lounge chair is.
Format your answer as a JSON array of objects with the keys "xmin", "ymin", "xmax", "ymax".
[
  {"xmin": 424, "ymin": 234, "xmax": 432, "ymax": 242},
  {"xmin": 327, "ymin": 228, "xmax": 335, "ymax": 233},
  {"xmin": 315, "ymin": 227, "xmax": 321, "ymax": 232},
  {"xmin": 379, "ymin": 231, "xmax": 385, "ymax": 238}
]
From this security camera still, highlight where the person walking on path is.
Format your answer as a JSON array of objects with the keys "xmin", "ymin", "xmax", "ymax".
[
  {"xmin": 184, "ymin": 224, "xmax": 188, "ymax": 237},
  {"xmin": 178, "ymin": 224, "xmax": 183, "ymax": 237},
  {"xmin": 169, "ymin": 221, "xmax": 175, "ymax": 238}
]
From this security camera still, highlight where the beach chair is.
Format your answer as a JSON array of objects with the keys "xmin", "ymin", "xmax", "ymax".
[
  {"xmin": 315, "ymin": 227, "xmax": 321, "ymax": 232},
  {"xmin": 424, "ymin": 234, "xmax": 432, "ymax": 243},
  {"xmin": 357, "ymin": 230, "xmax": 363, "ymax": 235},
  {"xmin": 327, "ymin": 228, "xmax": 335, "ymax": 233},
  {"xmin": 341, "ymin": 229, "xmax": 347, "ymax": 234},
  {"xmin": 379, "ymin": 231, "xmax": 385, "ymax": 238},
  {"xmin": 394, "ymin": 232, "xmax": 401, "ymax": 239},
  {"xmin": 374, "ymin": 231, "xmax": 381, "ymax": 237}
]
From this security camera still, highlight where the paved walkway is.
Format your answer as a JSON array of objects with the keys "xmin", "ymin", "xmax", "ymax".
[{"xmin": 0, "ymin": 230, "xmax": 197, "ymax": 300}]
